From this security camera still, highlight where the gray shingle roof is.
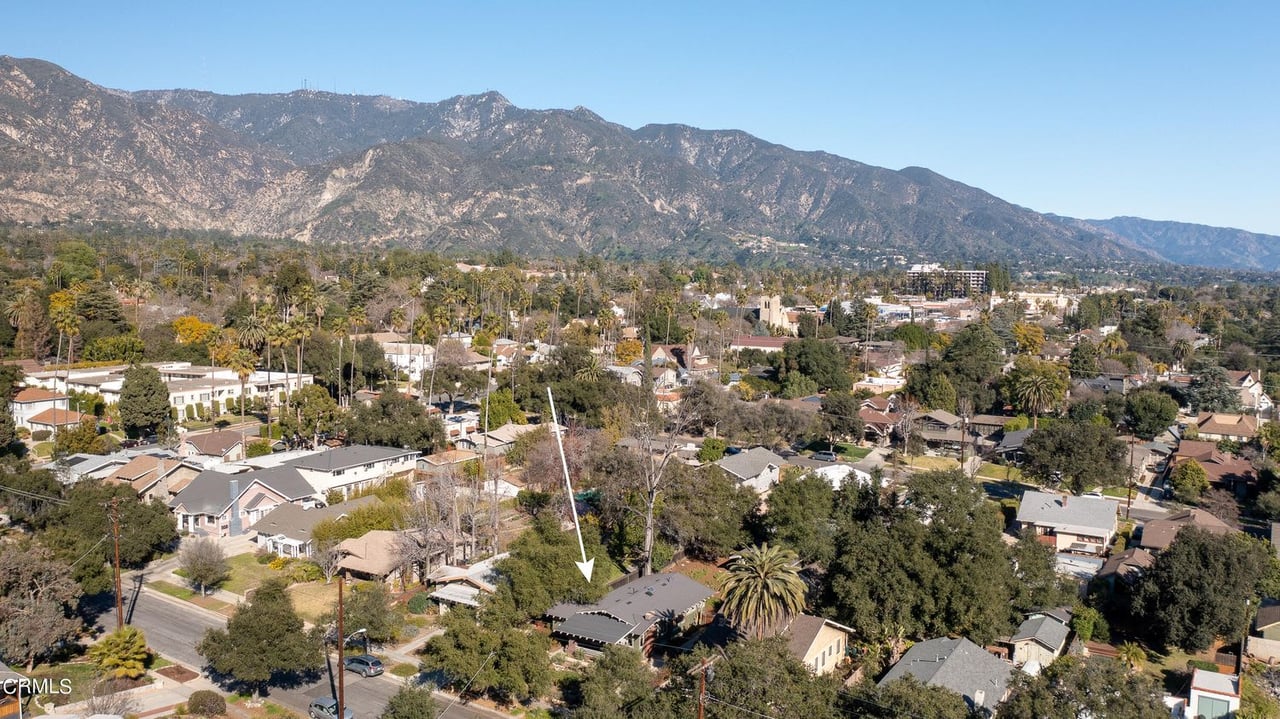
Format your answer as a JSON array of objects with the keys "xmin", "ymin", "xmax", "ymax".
[
  {"xmin": 170, "ymin": 466, "xmax": 316, "ymax": 516},
  {"xmin": 247, "ymin": 495, "xmax": 383, "ymax": 542},
  {"xmin": 555, "ymin": 613, "xmax": 635, "ymax": 645},
  {"xmin": 714, "ymin": 447, "xmax": 786, "ymax": 481},
  {"xmin": 285, "ymin": 445, "xmax": 419, "ymax": 473},
  {"xmin": 1016, "ymin": 490, "xmax": 1117, "ymax": 536},
  {"xmin": 879, "ymin": 637, "xmax": 1012, "ymax": 712},
  {"xmin": 1011, "ymin": 614, "xmax": 1070, "ymax": 652},
  {"xmin": 548, "ymin": 573, "xmax": 713, "ymax": 643}
]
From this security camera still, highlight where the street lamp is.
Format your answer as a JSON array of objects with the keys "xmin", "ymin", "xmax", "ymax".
[{"xmin": 451, "ymin": 380, "xmax": 461, "ymax": 415}]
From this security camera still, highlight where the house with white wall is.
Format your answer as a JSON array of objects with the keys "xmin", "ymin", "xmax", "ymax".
[
  {"xmin": 11, "ymin": 387, "xmax": 69, "ymax": 429},
  {"xmin": 285, "ymin": 445, "xmax": 420, "ymax": 499}
]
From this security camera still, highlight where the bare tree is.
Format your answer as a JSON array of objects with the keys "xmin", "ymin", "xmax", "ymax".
[
  {"xmin": 179, "ymin": 537, "xmax": 229, "ymax": 595},
  {"xmin": 313, "ymin": 542, "xmax": 344, "ymax": 584},
  {"xmin": 81, "ymin": 676, "xmax": 138, "ymax": 717},
  {"xmin": 396, "ymin": 494, "xmax": 457, "ymax": 580},
  {"xmin": 607, "ymin": 398, "xmax": 695, "ymax": 576}
]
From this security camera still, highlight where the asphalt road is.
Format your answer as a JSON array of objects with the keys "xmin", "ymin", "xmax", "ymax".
[{"xmin": 107, "ymin": 580, "xmax": 503, "ymax": 719}]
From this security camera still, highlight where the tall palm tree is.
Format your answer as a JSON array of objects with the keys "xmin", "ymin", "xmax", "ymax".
[
  {"xmin": 1171, "ymin": 337, "xmax": 1194, "ymax": 371},
  {"xmin": 1014, "ymin": 372, "xmax": 1057, "ymax": 429},
  {"xmin": 237, "ymin": 313, "xmax": 269, "ymax": 353},
  {"xmin": 719, "ymin": 543, "xmax": 807, "ymax": 640},
  {"xmin": 227, "ymin": 348, "xmax": 258, "ymax": 425}
]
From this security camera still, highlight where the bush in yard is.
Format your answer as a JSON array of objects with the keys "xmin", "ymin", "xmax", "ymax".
[
  {"xmin": 187, "ymin": 689, "xmax": 226, "ymax": 716},
  {"xmin": 31, "ymin": 429, "xmax": 51, "ymax": 441},
  {"xmin": 406, "ymin": 593, "xmax": 430, "ymax": 615},
  {"xmin": 268, "ymin": 556, "xmax": 289, "ymax": 571},
  {"xmin": 255, "ymin": 551, "xmax": 277, "ymax": 565}
]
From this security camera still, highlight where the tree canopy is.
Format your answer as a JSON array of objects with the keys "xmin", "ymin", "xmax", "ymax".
[{"xmin": 197, "ymin": 578, "xmax": 323, "ymax": 695}]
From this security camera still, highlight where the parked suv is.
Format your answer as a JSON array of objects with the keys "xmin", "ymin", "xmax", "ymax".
[
  {"xmin": 308, "ymin": 697, "xmax": 355, "ymax": 719},
  {"xmin": 343, "ymin": 654, "xmax": 384, "ymax": 677},
  {"xmin": 812, "ymin": 450, "xmax": 839, "ymax": 462}
]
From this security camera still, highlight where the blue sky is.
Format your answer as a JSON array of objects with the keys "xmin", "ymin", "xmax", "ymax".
[{"xmin": 5, "ymin": 1, "xmax": 1278, "ymax": 234}]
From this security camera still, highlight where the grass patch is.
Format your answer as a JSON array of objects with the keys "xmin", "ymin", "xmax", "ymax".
[
  {"xmin": 148, "ymin": 655, "xmax": 173, "ymax": 670},
  {"xmin": 976, "ymin": 462, "xmax": 1024, "ymax": 481},
  {"xmin": 835, "ymin": 444, "xmax": 872, "ymax": 460},
  {"xmin": 149, "ymin": 580, "xmax": 195, "ymax": 600},
  {"xmin": 173, "ymin": 567, "xmax": 191, "ymax": 579},
  {"xmin": 287, "ymin": 581, "xmax": 339, "ymax": 623},
  {"xmin": 390, "ymin": 662, "xmax": 418, "ymax": 678},
  {"xmin": 904, "ymin": 455, "xmax": 960, "ymax": 471},
  {"xmin": 33, "ymin": 441, "xmax": 54, "ymax": 458},
  {"xmin": 1102, "ymin": 487, "xmax": 1131, "ymax": 499},
  {"xmin": 27, "ymin": 662, "xmax": 102, "ymax": 705},
  {"xmin": 223, "ymin": 552, "xmax": 283, "ymax": 595}
]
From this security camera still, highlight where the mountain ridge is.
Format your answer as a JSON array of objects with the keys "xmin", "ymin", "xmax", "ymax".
[{"xmin": 0, "ymin": 55, "xmax": 1261, "ymax": 269}]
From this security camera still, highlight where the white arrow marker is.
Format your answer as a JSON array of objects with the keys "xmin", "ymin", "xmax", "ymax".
[{"xmin": 547, "ymin": 386, "xmax": 594, "ymax": 582}]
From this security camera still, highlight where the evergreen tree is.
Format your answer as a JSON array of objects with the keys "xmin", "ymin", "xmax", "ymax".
[
  {"xmin": 119, "ymin": 365, "xmax": 171, "ymax": 436},
  {"xmin": 197, "ymin": 578, "xmax": 323, "ymax": 695}
]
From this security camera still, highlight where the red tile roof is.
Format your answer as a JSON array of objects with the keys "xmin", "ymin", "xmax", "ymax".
[
  {"xmin": 27, "ymin": 408, "xmax": 92, "ymax": 427},
  {"xmin": 13, "ymin": 387, "xmax": 66, "ymax": 403}
]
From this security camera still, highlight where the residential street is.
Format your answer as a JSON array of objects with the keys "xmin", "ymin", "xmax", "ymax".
[{"xmin": 100, "ymin": 577, "xmax": 506, "ymax": 719}]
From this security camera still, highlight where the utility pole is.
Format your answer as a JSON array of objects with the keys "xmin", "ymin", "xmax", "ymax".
[
  {"xmin": 337, "ymin": 572, "xmax": 345, "ymax": 719},
  {"xmin": 108, "ymin": 497, "xmax": 124, "ymax": 631},
  {"xmin": 688, "ymin": 655, "xmax": 716, "ymax": 719}
]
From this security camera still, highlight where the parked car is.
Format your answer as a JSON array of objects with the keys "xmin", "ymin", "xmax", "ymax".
[
  {"xmin": 308, "ymin": 697, "xmax": 355, "ymax": 719},
  {"xmin": 812, "ymin": 450, "xmax": 839, "ymax": 462},
  {"xmin": 343, "ymin": 654, "xmax": 383, "ymax": 677},
  {"xmin": 119, "ymin": 439, "xmax": 141, "ymax": 449}
]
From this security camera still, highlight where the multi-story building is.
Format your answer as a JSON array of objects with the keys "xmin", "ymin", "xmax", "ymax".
[{"xmin": 906, "ymin": 263, "xmax": 988, "ymax": 298}]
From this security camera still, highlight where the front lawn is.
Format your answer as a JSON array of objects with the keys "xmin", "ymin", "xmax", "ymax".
[
  {"xmin": 903, "ymin": 455, "xmax": 960, "ymax": 471},
  {"xmin": 976, "ymin": 462, "xmax": 1024, "ymax": 482},
  {"xmin": 223, "ymin": 553, "xmax": 284, "ymax": 595},
  {"xmin": 836, "ymin": 444, "xmax": 872, "ymax": 460},
  {"xmin": 1102, "ymin": 486, "xmax": 1131, "ymax": 499},
  {"xmin": 149, "ymin": 579, "xmax": 195, "ymax": 600},
  {"xmin": 287, "ymin": 581, "xmax": 340, "ymax": 623}
]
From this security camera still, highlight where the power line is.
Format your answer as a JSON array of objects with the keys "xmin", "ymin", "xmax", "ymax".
[
  {"xmin": 0, "ymin": 483, "xmax": 69, "ymax": 506},
  {"xmin": 66, "ymin": 532, "xmax": 110, "ymax": 565},
  {"xmin": 704, "ymin": 693, "xmax": 780, "ymax": 719},
  {"xmin": 436, "ymin": 650, "xmax": 495, "ymax": 719}
]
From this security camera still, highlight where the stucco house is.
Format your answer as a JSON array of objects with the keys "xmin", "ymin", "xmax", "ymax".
[
  {"xmin": 27, "ymin": 408, "xmax": 94, "ymax": 434},
  {"xmin": 1188, "ymin": 669, "xmax": 1240, "ymax": 719},
  {"xmin": 1227, "ymin": 369, "xmax": 1270, "ymax": 412},
  {"xmin": 1194, "ymin": 413, "xmax": 1259, "ymax": 442},
  {"xmin": 1016, "ymin": 490, "xmax": 1118, "ymax": 556},
  {"xmin": 10, "ymin": 387, "xmax": 68, "ymax": 430}
]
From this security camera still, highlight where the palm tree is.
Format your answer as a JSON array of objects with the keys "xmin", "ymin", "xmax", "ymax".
[
  {"xmin": 1014, "ymin": 372, "xmax": 1057, "ymax": 429},
  {"xmin": 1116, "ymin": 641, "xmax": 1146, "ymax": 672},
  {"xmin": 575, "ymin": 354, "xmax": 604, "ymax": 382},
  {"xmin": 236, "ymin": 313, "xmax": 269, "ymax": 353},
  {"xmin": 227, "ymin": 348, "xmax": 258, "ymax": 425},
  {"xmin": 125, "ymin": 278, "xmax": 154, "ymax": 330},
  {"xmin": 1171, "ymin": 337, "xmax": 1194, "ymax": 371},
  {"xmin": 719, "ymin": 543, "xmax": 807, "ymax": 640}
]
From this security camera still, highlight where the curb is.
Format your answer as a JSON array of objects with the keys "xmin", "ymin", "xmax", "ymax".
[{"xmin": 139, "ymin": 584, "xmax": 233, "ymax": 624}]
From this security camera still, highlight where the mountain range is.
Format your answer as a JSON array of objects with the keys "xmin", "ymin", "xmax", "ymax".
[{"xmin": 0, "ymin": 56, "xmax": 1275, "ymax": 270}]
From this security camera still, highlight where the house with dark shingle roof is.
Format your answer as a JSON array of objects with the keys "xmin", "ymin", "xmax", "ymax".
[
  {"xmin": 169, "ymin": 466, "xmax": 319, "ymax": 537},
  {"xmin": 547, "ymin": 573, "xmax": 713, "ymax": 657},
  {"xmin": 248, "ymin": 494, "xmax": 383, "ymax": 557},
  {"xmin": 1004, "ymin": 608, "xmax": 1072, "ymax": 668},
  {"xmin": 878, "ymin": 636, "xmax": 1013, "ymax": 714},
  {"xmin": 1097, "ymin": 547, "xmax": 1155, "ymax": 588},
  {"xmin": 285, "ymin": 444, "xmax": 419, "ymax": 499},
  {"xmin": 1016, "ymin": 490, "xmax": 1117, "ymax": 556}
]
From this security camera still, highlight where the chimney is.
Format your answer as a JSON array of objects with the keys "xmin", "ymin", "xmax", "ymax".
[
  {"xmin": 1061, "ymin": 495, "xmax": 1068, "ymax": 507},
  {"xmin": 973, "ymin": 690, "xmax": 985, "ymax": 709},
  {"xmin": 228, "ymin": 479, "xmax": 242, "ymax": 536}
]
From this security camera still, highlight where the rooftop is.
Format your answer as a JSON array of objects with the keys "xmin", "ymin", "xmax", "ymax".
[
  {"xmin": 1016, "ymin": 490, "xmax": 1117, "ymax": 536},
  {"xmin": 286, "ymin": 444, "xmax": 419, "ymax": 473},
  {"xmin": 878, "ymin": 636, "xmax": 1012, "ymax": 712}
]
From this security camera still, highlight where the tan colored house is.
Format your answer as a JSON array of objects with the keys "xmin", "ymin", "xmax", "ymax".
[
  {"xmin": 1005, "ymin": 608, "xmax": 1072, "ymax": 668},
  {"xmin": 1253, "ymin": 599, "xmax": 1280, "ymax": 641},
  {"xmin": 1194, "ymin": 413, "xmax": 1259, "ymax": 442},
  {"xmin": 178, "ymin": 429, "xmax": 246, "ymax": 463},
  {"xmin": 103, "ymin": 455, "xmax": 202, "ymax": 503},
  {"xmin": 784, "ymin": 614, "xmax": 855, "ymax": 676},
  {"xmin": 1139, "ymin": 509, "xmax": 1234, "ymax": 552},
  {"xmin": 1226, "ymin": 369, "xmax": 1270, "ymax": 411}
]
